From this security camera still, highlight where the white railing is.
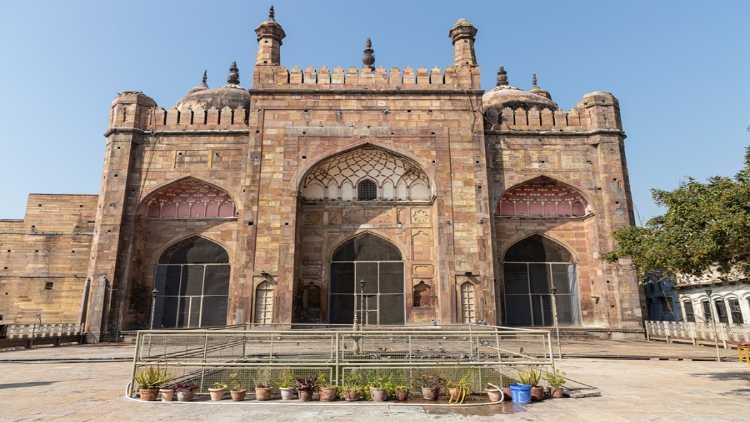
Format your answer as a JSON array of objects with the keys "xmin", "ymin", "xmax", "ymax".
[
  {"xmin": 4, "ymin": 322, "xmax": 83, "ymax": 339},
  {"xmin": 645, "ymin": 320, "xmax": 750, "ymax": 348}
]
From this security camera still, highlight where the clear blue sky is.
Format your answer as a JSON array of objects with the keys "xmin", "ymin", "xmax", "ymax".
[{"xmin": 1, "ymin": 1, "xmax": 748, "ymax": 222}]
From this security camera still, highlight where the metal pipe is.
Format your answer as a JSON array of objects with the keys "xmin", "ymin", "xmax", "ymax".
[{"xmin": 705, "ymin": 288, "xmax": 721, "ymax": 362}]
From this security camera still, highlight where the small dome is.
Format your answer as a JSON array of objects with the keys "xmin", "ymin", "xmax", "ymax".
[
  {"xmin": 482, "ymin": 66, "xmax": 557, "ymax": 112},
  {"xmin": 175, "ymin": 64, "xmax": 250, "ymax": 110},
  {"xmin": 176, "ymin": 86, "xmax": 249, "ymax": 110}
]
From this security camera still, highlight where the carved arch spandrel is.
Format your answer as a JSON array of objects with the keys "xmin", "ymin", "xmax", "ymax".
[{"xmin": 141, "ymin": 177, "xmax": 237, "ymax": 219}]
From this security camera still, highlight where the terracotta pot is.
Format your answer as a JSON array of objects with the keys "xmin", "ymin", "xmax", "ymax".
[
  {"xmin": 531, "ymin": 386, "xmax": 545, "ymax": 401},
  {"xmin": 176, "ymin": 389, "xmax": 194, "ymax": 402},
  {"xmin": 503, "ymin": 386, "xmax": 512, "ymax": 400},
  {"xmin": 280, "ymin": 387, "xmax": 295, "ymax": 400},
  {"xmin": 297, "ymin": 389, "xmax": 313, "ymax": 401},
  {"xmin": 319, "ymin": 387, "xmax": 338, "ymax": 401},
  {"xmin": 139, "ymin": 388, "xmax": 158, "ymax": 401},
  {"xmin": 159, "ymin": 388, "xmax": 175, "ymax": 402},
  {"xmin": 487, "ymin": 389, "xmax": 502, "ymax": 402},
  {"xmin": 344, "ymin": 390, "xmax": 361, "ymax": 401},
  {"xmin": 255, "ymin": 387, "xmax": 272, "ymax": 401},
  {"xmin": 208, "ymin": 388, "xmax": 225, "ymax": 401},
  {"xmin": 551, "ymin": 388, "xmax": 564, "ymax": 398},
  {"xmin": 421, "ymin": 387, "xmax": 440, "ymax": 401},
  {"xmin": 370, "ymin": 388, "xmax": 387, "ymax": 402},
  {"xmin": 230, "ymin": 389, "xmax": 247, "ymax": 401},
  {"xmin": 395, "ymin": 389, "xmax": 409, "ymax": 402}
]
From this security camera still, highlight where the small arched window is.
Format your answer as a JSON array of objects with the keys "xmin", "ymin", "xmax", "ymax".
[
  {"xmin": 460, "ymin": 282, "xmax": 476, "ymax": 323},
  {"xmin": 357, "ymin": 179, "xmax": 377, "ymax": 201}
]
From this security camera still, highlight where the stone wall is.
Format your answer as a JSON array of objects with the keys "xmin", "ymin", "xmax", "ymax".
[{"xmin": 0, "ymin": 194, "xmax": 97, "ymax": 323}]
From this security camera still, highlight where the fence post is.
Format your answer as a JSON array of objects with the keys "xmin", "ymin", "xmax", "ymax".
[
  {"xmin": 199, "ymin": 333, "xmax": 209, "ymax": 391},
  {"xmin": 335, "ymin": 332, "xmax": 340, "ymax": 385}
]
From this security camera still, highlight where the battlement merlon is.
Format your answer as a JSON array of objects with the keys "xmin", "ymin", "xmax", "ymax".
[
  {"xmin": 484, "ymin": 91, "xmax": 624, "ymax": 133},
  {"xmin": 252, "ymin": 64, "xmax": 480, "ymax": 91}
]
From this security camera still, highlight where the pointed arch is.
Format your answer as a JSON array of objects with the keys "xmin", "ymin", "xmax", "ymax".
[
  {"xmin": 497, "ymin": 176, "xmax": 589, "ymax": 218},
  {"xmin": 141, "ymin": 177, "xmax": 237, "ymax": 219},
  {"xmin": 331, "ymin": 232, "xmax": 403, "ymax": 262},
  {"xmin": 298, "ymin": 144, "xmax": 432, "ymax": 202}
]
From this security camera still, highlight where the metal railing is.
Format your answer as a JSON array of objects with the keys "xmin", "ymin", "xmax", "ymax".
[
  {"xmin": 645, "ymin": 320, "xmax": 750, "ymax": 348},
  {"xmin": 129, "ymin": 324, "xmax": 554, "ymax": 396},
  {"xmin": 0, "ymin": 322, "xmax": 84, "ymax": 348}
]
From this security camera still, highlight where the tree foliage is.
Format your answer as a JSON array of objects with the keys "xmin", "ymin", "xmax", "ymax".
[{"xmin": 607, "ymin": 146, "xmax": 750, "ymax": 278}]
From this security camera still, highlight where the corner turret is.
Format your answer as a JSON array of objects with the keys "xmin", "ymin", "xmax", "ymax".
[
  {"xmin": 254, "ymin": 6, "xmax": 286, "ymax": 66},
  {"xmin": 448, "ymin": 18, "xmax": 477, "ymax": 67}
]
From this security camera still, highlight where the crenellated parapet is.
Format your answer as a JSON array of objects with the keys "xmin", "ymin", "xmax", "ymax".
[
  {"xmin": 484, "ymin": 91, "xmax": 623, "ymax": 133},
  {"xmin": 252, "ymin": 64, "xmax": 480, "ymax": 90},
  {"xmin": 109, "ymin": 101, "xmax": 249, "ymax": 132}
]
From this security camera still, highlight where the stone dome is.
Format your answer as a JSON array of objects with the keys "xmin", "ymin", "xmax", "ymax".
[
  {"xmin": 175, "ymin": 64, "xmax": 250, "ymax": 110},
  {"xmin": 482, "ymin": 67, "xmax": 557, "ymax": 112}
]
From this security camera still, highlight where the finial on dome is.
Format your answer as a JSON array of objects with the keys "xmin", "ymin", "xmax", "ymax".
[
  {"xmin": 268, "ymin": 5, "xmax": 275, "ymax": 21},
  {"xmin": 497, "ymin": 66, "xmax": 509, "ymax": 87},
  {"xmin": 362, "ymin": 37, "xmax": 375, "ymax": 70},
  {"xmin": 227, "ymin": 62, "xmax": 240, "ymax": 85},
  {"xmin": 202, "ymin": 70, "xmax": 208, "ymax": 85},
  {"xmin": 531, "ymin": 73, "xmax": 538, "ymax": 88}
]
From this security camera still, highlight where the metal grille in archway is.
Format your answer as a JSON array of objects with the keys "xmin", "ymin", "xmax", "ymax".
[
  {"xmin": 503, "ymin": 235, "xmax": 580, "ymax": 326},
  {"xmin": 330, "ymin": 234, "xmax": 404, "ymax": 325},
  {"xmin": 152, "ymin": 237, "xmax": 230, "ymax": 328}
]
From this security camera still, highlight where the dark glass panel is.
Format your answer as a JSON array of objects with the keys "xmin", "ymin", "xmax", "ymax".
[
  {"xmin": 504, "ymin": 235, "xmax": 572, "ymax": 263},
  {"xmin": 177, "ymin": 297, "xmax": 190, "ymax": 328},
  {"xmin": 159, "ymin": 237, "xmax": 229, "ymax": 264},
  {"xmin": 683, "ymin": 301, "xmax": 695, "ymax": 322},
  {"xmin": 702, "ymin": 301, "xmax": 712, "ymax": 322},
  {"xmin": 182, "ymin": 265, "xmax": 205, "ymax": 296},
  {"xmin": 505, "ymin": 295, "xmax": 532, "ymax": 326},
  {"xmin": 714, "ymin": 300, "xmax": 728, "ymax": 323},
  {"xmin": 189, "ymin": 297, "xmax": 201, "ymax": 327},
  {"xmin": 163, "ymin": 266, "xmax": 182, "ymax": 295},
  {"xmin": 330, "ymin": 294, "xmax": 354, "ymax": 324},
  {"xmin": 331, "ymin": 263, "xmax": 354, "ymax": 294},
  {"xmin": 201, "ymin": 296, "xmax": 228, "ymax": 327},
  {"xmin": 379, "ymin": 262, "xmax": 403, "ymax": 294},
  {"xmin": 504, "ymin": 263, "xmax": 529, "ymax": 294},
  {"xmin": 551, "ymin": 264, "xmax": 573, "ymax": 294},
  {"xmin": 729, "ymin": 299, "xmax": 743, "ymax": 324},
  {"xmin": 357, "ymin": 179, "xmax": 377, "ymax": 201},
  {"xmin": 531, "ymin": 294, "xmax": 551, "ymax": 326},
  {"xmin": 356, "ymin": 262, "xmax": 378, "ymax": 294},
  {"xmin": 529, "ymin": 264, "xmax": 550, "ymax": 294},
  {"xmin": 556, "ymin": 294, "xmax": 576, "ymax": 325},
  {"xmin": 161, "ymin": 297, "xmax": 178, "ymax": 328},
  {"xmin": 204, "ymin": 265, "xmax": 230, "ymax": 295},
  {"xmin": 332, "ymin": 234, "xmax": 402, "ymax": 261}
]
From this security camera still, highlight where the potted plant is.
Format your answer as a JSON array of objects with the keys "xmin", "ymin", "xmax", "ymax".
[
  {"xmin": 523, "ymin": 368, "xmax": 544, "ymax": 401},
  {"xmin": 254, "ymin": 368, "xmax": 273, "ymax": 401},
  {"xmin": 295, "ymin": 376, "xmax": 316, "ymax": 401},
  {"xmin": 175, "ymin": 382, "xmax": 197, "ymax": 402},
  {"xmin": 394, "ymin": 385, "xmax": 409, "ymax": 402},
  {"xmin": 486, "ymin": 383, "xmax": 503, "ymax": 403},
  {"xmin": 228, "ymin": 372, "xmax": 247, "ymax": 401},
  {"xmin": 340, "ymin": 383, "xmax": 362, "ymax": 401},
  {"xmin": 134, "ymin": 367, "xmax": 169, "ymax": 401},
  {"xmin": 419, "ymin": 374, "xmax": 445, "ymax": 401},
  {"xmin": 208, "ymin": 382, "xmax": 227, "ymax": 401},
  {"xmin": 543, "ymin": 369, "xmax": 566, "ymax": 398},
  {"xmin": 447, "ymin": 375, "xmax": 472, "ymax": 404},
  {"xmin": 368, "ymin": 375, "xmax": 391, "ymax": 402},
  {"xmin": 317, "ymin": 373, "xmax": 338, "ymax": 402},
  {"xmin": 510, "ymin": 368, "xmax": 538, "ymax": 404},
  {"xmin": 159, "ymin": 385, "xmax": 175, "ymax": 402},
  {"xmin": 277, "ymin": 369, "xmax": 297, "ymax": 400}
]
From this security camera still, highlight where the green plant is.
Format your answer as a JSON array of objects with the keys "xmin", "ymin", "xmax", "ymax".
[
  {"xmin": 276, "ymin": 369, "xmax": 296, "ymax": 389},
  {"xmin": 134, "ymin": 367, "xmax": 170, "ymax": 389},
  {"xmin": 255, "ymin": 368, "xmax": 272, "ymax": 388},
  {"xmin": 419, "ymin": 374, "xmax": 445, "ymax": 390},
  {"xmin": 211, "ymin": 382, "xmax": 228, "ymax": 390},
  {"xmin": 317, "ymin": 372, "xmax": 336, "ymax": 388},
  {"xmin": 447, "ymin": 373, "xmax": 472, "ymax": 405},
  {"xmin": 519, "ymin": 368, "xmax": 542, "ymax": 386},
  {"xmin": 228, "ymin": 372, "xmax": 243, "ymax": 391},
  {"xmin": 295, "ymin": 376, "xmax": 317, "ymax": 391},
  {"xmin": 395, "ymin": 385, "xmax": 409, "ymax": 392},
  {"xmin": 543, "ymin": 369, "xmax": 566, "ymax": 389}
]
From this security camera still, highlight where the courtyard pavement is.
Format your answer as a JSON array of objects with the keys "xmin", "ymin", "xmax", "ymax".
[{"xmin": 0, "ymin": 340, "xmax": 748, "ymax": 421}]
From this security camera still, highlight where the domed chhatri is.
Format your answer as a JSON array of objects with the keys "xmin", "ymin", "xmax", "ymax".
[
  {"xmin": 175, "ymin": 63, "xmax": 250, "ymax": 110},
  {"xmin": 482, "ymin": 66, "xmax": 557, "ymax": 112}
]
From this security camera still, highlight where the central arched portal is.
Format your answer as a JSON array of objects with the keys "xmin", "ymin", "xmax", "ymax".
[{"xmin": 329, "ymin": 234, "xmax": 404, "ymax": 325}]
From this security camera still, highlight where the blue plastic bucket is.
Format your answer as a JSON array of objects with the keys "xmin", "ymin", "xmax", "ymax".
[{"xmin": 510, "ymin": 383, "xmax": 532, "ymax": 404}]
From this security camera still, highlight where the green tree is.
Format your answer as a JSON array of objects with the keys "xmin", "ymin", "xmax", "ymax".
[{"xmin": 607, "ymin": 147, "xmax": 750, "ymax": 278}]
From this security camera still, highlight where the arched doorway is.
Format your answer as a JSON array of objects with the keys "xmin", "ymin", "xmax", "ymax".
[
  {"xmin": 152, "ymin": 237, "xmax": 230, "ymax": 328},
  {"xmin": 329, "ymin": 234, "xmax": 404, "ymax": 325},
  {"xmin": 503, "ymin": 235, "xmax": 580, "ymax": 326}
]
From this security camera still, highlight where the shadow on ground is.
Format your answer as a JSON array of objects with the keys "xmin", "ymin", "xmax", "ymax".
[{"xmin": 0, "ymin": 381, "xmax": 57, "ymax": 390}]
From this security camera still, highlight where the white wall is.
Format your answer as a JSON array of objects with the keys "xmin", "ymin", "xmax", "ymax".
[{"xmin": 677, "ymin": 282, "xmax": 750, "ymax": 324}]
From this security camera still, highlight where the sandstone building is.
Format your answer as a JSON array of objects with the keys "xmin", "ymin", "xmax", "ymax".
[{"xmin": 0, "ymin": 10, "xmax": 642, "ymax": 340}]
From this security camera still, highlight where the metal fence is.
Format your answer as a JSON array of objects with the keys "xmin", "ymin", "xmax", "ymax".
[
  {"xmin": 129, "ymin": 324, "xmax": 554, "ymax": 396},
  {"xmin": 0, "ymin": 322, "xmax": 84, "ymax": 348},
  {"xmin": 645, "ymin": 320, "xmax": 750, "ymax": 348}
]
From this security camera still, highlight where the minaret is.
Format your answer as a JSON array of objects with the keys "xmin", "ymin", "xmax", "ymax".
[
  {"xmin": 448, "ymin": 18, "xmax": 478, "ymax": 66},
  {"xmin": 227, "ymin": 61, "xmax": 241, "ymax": 85},
  {"xmin": 496, "ymin": 66, "xmax": 509, "ymax": 87},
  {"xmin": 362, "ymin": 38, "xmax": 375, "ymax": 70},
  {"xmin": 254, "ymin": 6, "xmax": 286, "ymax": 66}
]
